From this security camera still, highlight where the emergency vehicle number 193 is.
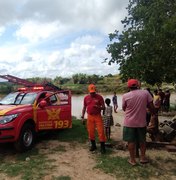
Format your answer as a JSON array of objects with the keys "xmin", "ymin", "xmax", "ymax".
[{"xmin": 54, "ymin": 120, "xmax": 69, "ymax": 129}]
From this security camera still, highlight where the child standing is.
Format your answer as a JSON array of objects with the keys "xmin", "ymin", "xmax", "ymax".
[
  {"xmin": 112, "ymin": 92, "xmax": 118, "ymax": 113},
  {"xmin": 103, "ymin": 98, "xmax": 114, "ymax": 140}
]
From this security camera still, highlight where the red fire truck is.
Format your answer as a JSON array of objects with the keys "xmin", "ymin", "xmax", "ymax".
[{"xmin": 0, "ymin": 75, "xmax": 72, "ymax": 152}]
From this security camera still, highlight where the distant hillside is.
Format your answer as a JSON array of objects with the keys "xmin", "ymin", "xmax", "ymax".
[
  {"xmin": 61, "ymin": 74, "xmax": 128, "ymax": 94},
  {"xmin": 0, "ymin": 74, "xmax": 175, "ymax": 95}
]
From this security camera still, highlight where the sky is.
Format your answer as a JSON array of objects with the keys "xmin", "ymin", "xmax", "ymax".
[{"xmin": 0, "ymin": 0, "xmax": 129, "ymax": 80}]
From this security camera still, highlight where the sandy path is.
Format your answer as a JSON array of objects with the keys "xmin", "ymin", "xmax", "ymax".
[{"xmin": 41, "ymin": 141, "xmax": 117, "ymax": 180}]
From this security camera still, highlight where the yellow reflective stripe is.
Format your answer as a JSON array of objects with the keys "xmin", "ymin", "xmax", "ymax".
[
  {"xmin": 33, "ymin": 100, "xmax": 38, "ymax": 123},
  {"xmin": 0, "ymin": 105, "xmax": 26, "ymax": 115}
]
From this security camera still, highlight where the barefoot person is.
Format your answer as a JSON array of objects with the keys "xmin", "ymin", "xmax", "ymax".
[
  {"xmin": 103, "ymin": 98, "xmax": 114, "ymax": 141},
  {"xmin": 81, "ymin": 84, "xmax": 106, "ymax": 154},
  {"xmin": 122, "ymin": 79, "xmax": 155, "ymax": 166}
]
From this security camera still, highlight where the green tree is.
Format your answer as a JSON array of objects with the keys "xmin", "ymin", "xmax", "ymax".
[
  {"xmin": 87, "ymin": 74, "xmax": 101, "ymax": 84},
  {"xmin": 72, "ymin": 73, "xmax": 87, "ymax": 84},
  {"xmin": 53, "ymin": 76, "xmax": 62, "ymax": 85},
  {"xmin": 0, "ymin": 83, "xmax": 13, "ymax": 94},
  {"xmin": 107, "ymin": 0, "xmax": 176, "ymax": 86},
  {"xmin": 72, "ymin": 74, "xmax": 79, "ymax": 84}
]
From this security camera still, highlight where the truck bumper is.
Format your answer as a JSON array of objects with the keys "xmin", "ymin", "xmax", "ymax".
[{"xmin": 0, "ymin": 126, "xmax": 15, "ymax": 142}]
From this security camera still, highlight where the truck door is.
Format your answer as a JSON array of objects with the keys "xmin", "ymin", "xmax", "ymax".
[{"xmin": 36, "ymin": 91, "xmax": 72, "ymax": 130}]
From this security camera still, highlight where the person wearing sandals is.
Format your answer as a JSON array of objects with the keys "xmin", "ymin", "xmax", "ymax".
[{"xmin": 122, "ymin": 79, "xmax": 156, "ymax": 166}]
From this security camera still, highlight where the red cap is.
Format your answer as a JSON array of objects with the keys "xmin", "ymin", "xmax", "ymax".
[
  {"xmin": 127, "ymin": 79, "xmax": 139, "ymax": 88},
  {"xmin": 88, "ymin": 84, "xmax": 96, "ymax": 93}
]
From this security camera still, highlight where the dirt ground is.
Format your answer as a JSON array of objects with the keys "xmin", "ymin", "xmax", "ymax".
[
  {"xmin": 42, "ymin": 111, "xmax": 176, "ymax": 180},
  {"xmin": 1, "ymin": 110, "xmax": 176, "ymax": 180},
  {"xmin": 40, "ymin": 111, "xmax": 124, "ymax": 180},
  {"xmin": 42, "ymin": 111, "xmax": 123, "ymax": 180},
  {"xmin": 42, "ymin": 142, "xmax": 116, "ymax": 180}
]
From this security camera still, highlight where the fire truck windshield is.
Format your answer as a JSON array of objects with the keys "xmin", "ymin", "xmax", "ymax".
[{"xmin": 0, "ymin": 92, "xmax": 37, "ymax": 105}]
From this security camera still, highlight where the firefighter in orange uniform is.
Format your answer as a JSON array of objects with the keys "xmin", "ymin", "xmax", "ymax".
[{"xmin": 81, "ymin": 84, "xmax": 106, "ymax": 154}]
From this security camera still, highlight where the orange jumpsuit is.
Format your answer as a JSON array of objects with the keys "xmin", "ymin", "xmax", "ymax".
[
  {"xmin": 87, "ymin": 114, "xmax": 106, "ymax": 142},
  {"xmin": 83, "ymin": 93, "xmax": 106, "ymax": 142}
]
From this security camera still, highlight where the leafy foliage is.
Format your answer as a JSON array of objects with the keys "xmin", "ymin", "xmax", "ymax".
[
  {"xmin": 107, "ymin": 0, "xmax": 176, "ymax": 86},
  {"xmin": 72, "ymin": 73, "xmax": 103, "ymax": 84}
]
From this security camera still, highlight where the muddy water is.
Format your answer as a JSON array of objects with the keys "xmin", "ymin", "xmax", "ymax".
[
  {"xmin": 72, "ymin": 94, "xmax": 123, "ymax": 118},
  {"xmin": 72, "ymin": 93, "xmax": 176, "ymax": 120}
]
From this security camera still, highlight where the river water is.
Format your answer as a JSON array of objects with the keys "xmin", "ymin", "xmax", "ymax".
[
  {"xmin": 72, "ymin": 94, "xmax": 123, "ymax": 118},
  {"xmin": 71, "ymin": 93, "xmax": 176, "ymax": 120}
]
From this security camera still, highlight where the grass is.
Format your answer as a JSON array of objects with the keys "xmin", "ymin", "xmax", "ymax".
[
  {"xmin": 0, "ymin": 147, "xmax": 54, "ymax": 179},
  {"xmin": 95, "ymin": 152, "xmax": 176, "ymax": 180},
  {"xmin": 0, "ymin": 118, "xmax": 176, "ymax": 180}
]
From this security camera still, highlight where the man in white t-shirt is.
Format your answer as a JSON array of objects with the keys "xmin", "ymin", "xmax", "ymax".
[{"xmin": 122, "ymin": 79, "xmax": 155, "ymax": 166}]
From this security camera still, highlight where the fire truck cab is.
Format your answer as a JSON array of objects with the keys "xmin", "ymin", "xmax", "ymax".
[{"xmin": 0, "ymin": 75, "xmax": 72, "ymax": 152}]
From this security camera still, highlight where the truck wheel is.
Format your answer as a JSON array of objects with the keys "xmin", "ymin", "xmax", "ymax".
[{"xmin": 14, "ymin": 123, "xmax": 35, "ymax": 152}]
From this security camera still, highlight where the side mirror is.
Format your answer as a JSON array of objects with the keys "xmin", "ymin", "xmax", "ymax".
[{"xmin": 39, "ymin": 100, "xmax": 47, "ymax": 108}]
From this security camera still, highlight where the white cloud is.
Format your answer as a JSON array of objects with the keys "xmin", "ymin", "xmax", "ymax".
[
  {"xmin": 0, "ymin": 27, "xmax": 5, "ymax": 36},
  {"xmin": 74, "ymin": 35, "xmax": 103, "ymax": 46},
  {"xmin": 0, "ymin": 44, "xmax": 27, "ymax": 63},
  {"xmin": 0, "ymin": 0, "xmax": 128, "ymax": 79},
  {"xmin": 15, "ymin": 21, "xmax": 60, "ymax": 43}
]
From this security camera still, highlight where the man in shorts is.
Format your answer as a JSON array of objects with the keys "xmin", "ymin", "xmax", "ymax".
[{"xmin": 122, "ymin": 79, "xmax": 155, "ymax": 166}]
